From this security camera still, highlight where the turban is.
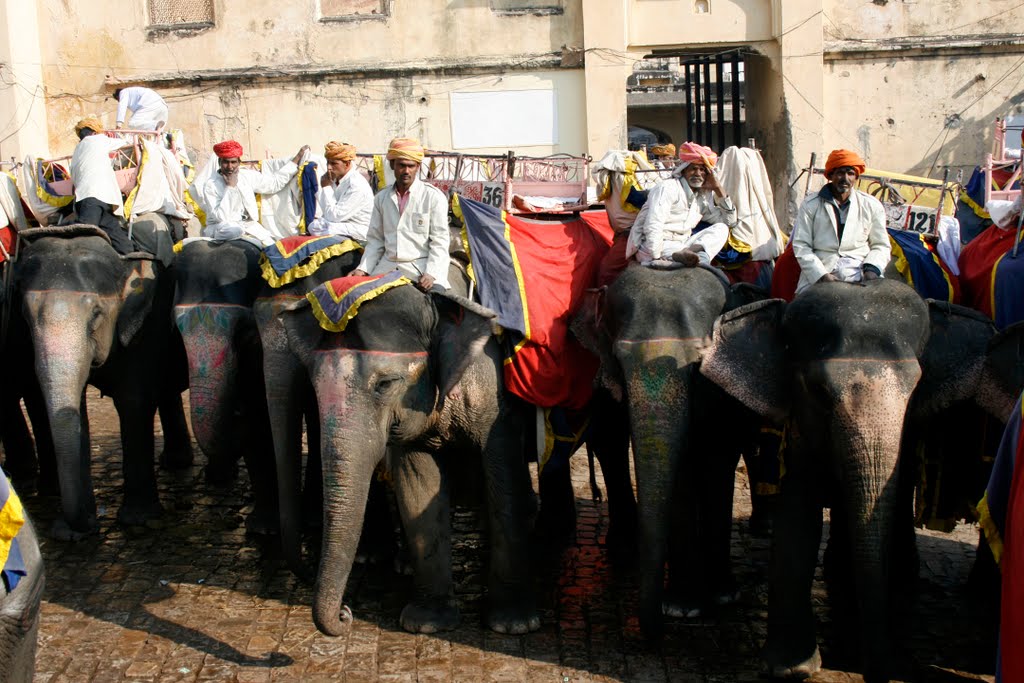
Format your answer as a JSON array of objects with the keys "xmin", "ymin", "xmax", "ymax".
[
  {"xmin": 650, "ymin": 144, "xmax": 676, "ymax": 158},
  {"xmin": 325, "ymin": 141, "xmax": 357, "ymax": 162},
  {"xmin": 75, "ymin": 117, "xmax": 104, "ymax": 135},
  {"xmin": 824, "ymin": 149, "xmax": 866, "ymax": 178},
  {"xmin": 677, "ymin": 142, "xmax": 717, "ymax": 169},
  {"xmin": 386, "ymin": 137, "xmax": 424, "ymax": 164},
  {"xmin": 213, "ymin": 140, "xmax": 244, "ymax": 159}
]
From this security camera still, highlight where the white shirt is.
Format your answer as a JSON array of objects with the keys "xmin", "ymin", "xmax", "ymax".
[
  {"xmin": 70, "ymin": 134, "xmax": 129, "ymax": 212},
  {"xmin": 791, "ymin": 187, "xmax": 891, "ymax": 292},
  {"xmin": 309, "ymin": 168, "xmax": 374, "ymax": 242},
  {"xmin": 116, "ymin": 87, "xmax": 167, "ymax": 126},
  {"xmin": 627, "ymin": 177, "xmax": 736, "ymax": 261},
  {"xmin": 200, "ymin": 163, "xmax": 298, "ymax": 227},
  {"xmin": 358, "ymin": 179, "xmax": 451, "ymax": 288}
]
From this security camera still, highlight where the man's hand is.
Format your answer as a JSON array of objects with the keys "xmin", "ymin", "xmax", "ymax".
[
  {"xmin": 818, "ymin": 272, "xmax": 839, "ymax": 283},
  {"xmin": 320, "ymin": 171, "xmax": 333, "ymax": 188},
  {"xmin": 417, "ymin": 273, "xmax": 435, "ymax": 291},
  {"xmin": 863, "ymin": 269, "xmax": 880, "ymax": 281},
  {"xmin": 115, "ymin": 122, "xmax": 124, "ymax": 130},
  {"xmin": 292, "ymin": 145, "xmax": 311, "ymax": 165},
  {"xmin": 350, "ymin": 269, "xmax": 368, "ymax": 277}
]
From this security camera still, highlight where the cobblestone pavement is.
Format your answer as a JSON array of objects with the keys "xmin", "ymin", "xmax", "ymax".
[{"xmin": 19, "ymin": 389, "xmax": 999, "ymax": 682}]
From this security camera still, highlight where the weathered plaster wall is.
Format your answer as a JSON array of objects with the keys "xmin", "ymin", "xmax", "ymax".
[
  {"xmin": 628, "ymin": 0, "xmax": 775, "ymax": 48},
  {"xmin": 26, "ymin": 0, "xmax": 585, "ymax": 158},
  {"xmin": 0, "ymin": 0, "xmax": 48, "ymax": 161},
  {"xmin": 821, "ymin": 0, "xmax": 1024, "ymax": 179}
]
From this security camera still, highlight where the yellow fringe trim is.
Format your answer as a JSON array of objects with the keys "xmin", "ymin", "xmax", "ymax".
[
  {"xmin": 959, "ymin": 190, "xmax": 990, "ymax": 219},
  {"xmin": 306, "ymin": 276, "xmax": 411, "ymax": 332},
  {"xmin": 259, "ymin": 240, "xmax": 362, "ymax": 289},
  {"xmin": 0, "ymin": 481, "xmax": 25, "ymax": 572},
  {"xmin": 976, "ymin": 492, "xmax": 1004, "ymax": 567},
  {"xmin": 184, "ymin": 189, "xmax": 206, "ymax": 226},
  {"xmin": 451, "ymin": 194, "xmax": 475, "ymax": 283},
  {"xmin": 34, "ymin": 159, "xmax": 73, "ymax": 208},
  {"xmin": 374, "ymin": 155, "xmax": 386, "ymax": 191},
  {"xmin": 539, "ymin": 409, "xmax": 590, "ymax": 474},
  {"xmin": 122, "ymin": 142, "xmax": 149, "ymax": 219},
  {"xmin": 889, "ymin": 237, "xmax": 913, "ymax": 288},
  {"xmin": 173, "ymin": 240, "xmax": 184, "ymax": 254}
]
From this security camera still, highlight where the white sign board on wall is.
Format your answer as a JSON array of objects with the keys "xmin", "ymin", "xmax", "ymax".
[{"xmin": 449, "ymin": 89, "xmax": 558, "ymax": 149}]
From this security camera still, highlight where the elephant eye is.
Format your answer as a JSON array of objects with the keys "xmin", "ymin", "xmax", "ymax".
[{"xmin": 374, "ymin": 375, "xmax": 404, "ymax": 396}]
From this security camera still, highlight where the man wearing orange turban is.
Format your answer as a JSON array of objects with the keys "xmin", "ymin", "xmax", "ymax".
[
  {"xmin": 791, "ymin": 148, "xmax": 890, "ymax": 291},
  {"xmin": 626, "ymin": 141, "xmax": 737, "ymax": 268},
  {"xmin": 351, "ymin": 137, "xmax": 450, "ymax": 291},
  {"xmin": 308, "ymin": 142, "xmax": 373, "ymax": 241},
  {"xmin": 191, "ymin": 140, "xmax": 309, "ymax": 244},
  {"xmin": 69, "ymin": 117, "xmax": 136, "ymax": 253}
]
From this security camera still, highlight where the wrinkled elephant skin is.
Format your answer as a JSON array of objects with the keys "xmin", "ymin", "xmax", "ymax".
[{"xmin": 280, "ymin": 275, "xmax": 539, "ymax": 637}]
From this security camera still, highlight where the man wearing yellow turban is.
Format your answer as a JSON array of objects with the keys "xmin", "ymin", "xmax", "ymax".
[
  {"xmin": 351, "ymin": 137, "xmax": 450, "ymax": 291},
  {"xmin": 69, "ymin": 117, "xmax": 136, "ymax": 253},
  {"xmin": 791, "ymin": 148, "xmax": 890, "ymax": 292},
  {"xmin": 308, "ymin": 141, "xmax": 373, "ymax": 242}
]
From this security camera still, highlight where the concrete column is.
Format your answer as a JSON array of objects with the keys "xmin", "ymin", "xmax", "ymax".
[
  {"xmin": 0, "ymin": 0, "xmax": 49, "ymax": 161},
  {"xmin": 581, "ymin": 0, "xmax": 633, "ymax": 157}
]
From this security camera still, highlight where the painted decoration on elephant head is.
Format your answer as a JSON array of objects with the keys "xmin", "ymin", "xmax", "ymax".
[{"xmin": 306, "ymin": 270, "xmax": 411, "ymax": 332}]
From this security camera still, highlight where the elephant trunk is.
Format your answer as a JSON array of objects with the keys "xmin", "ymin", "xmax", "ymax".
[
  {"xmin": 829, "ymin": 361, "xmax": 920, "ymax": 682},
  {"xmin": 313, "ymin": 437, "xmax": 379, "ymax": 636},
  {"xmin": 175, "ymin": 304, "xmax": 246, "ymax": 483},
  {"xmin": 33, "ymin": 325, "xmax": 95, "ymax": 533},
  {"xmin": 618, "ymin": 341, "xmax": 700, "ymax": 639}
]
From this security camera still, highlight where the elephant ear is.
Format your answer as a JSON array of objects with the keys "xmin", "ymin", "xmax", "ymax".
[
  {"xmin": 976, "ymin": 321, "xmax": 1024, "ymax": 422},
  {"xmin": 569, "ymin": 288, "xmax": 624, "ymax": 402},
  {"xmin": 431, "ymin": 291, "xmax": 499, "ymax": 405},
  {"xmin": 116, "ymin": 257, "xmax": 159, "ymax": 348},
  {"xmin": 276, "ymin": 297, "xmax": 325, "ymax": 365},
  {"xmin": 912, "ymin": 301, "xmax": 996, "ymax": 419},
  {"xmin": 699, "ymin": 298, "xmax": 789, "ymax": 421}
]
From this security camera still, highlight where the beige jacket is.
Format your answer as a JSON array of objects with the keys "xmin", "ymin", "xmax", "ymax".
[
  {"xmin": 358, "ymin": 179, "xmax": 451, "ymax": 289},
  {"xmin": 792, "ymin": 187, "xmax": 891, "ymax": 292}
]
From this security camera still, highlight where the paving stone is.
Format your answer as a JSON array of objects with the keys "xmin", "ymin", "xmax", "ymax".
[{"xmin": 20, "ymin": 388, "xmax": 999, "ymax": 682}]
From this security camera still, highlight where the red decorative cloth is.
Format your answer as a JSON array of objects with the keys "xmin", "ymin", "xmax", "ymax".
[
  {"xmin": 824, "ymin": 149, "xmax": 866, "ymax": 177},
  {"xmin": 213, "ymin": 140, "xmax": 244, "ymax": 159}
]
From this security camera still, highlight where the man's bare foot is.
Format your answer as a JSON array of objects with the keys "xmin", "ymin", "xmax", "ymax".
[{"xmin": 671, "ymin": 248, "xmax": 701, "ymax": 267}]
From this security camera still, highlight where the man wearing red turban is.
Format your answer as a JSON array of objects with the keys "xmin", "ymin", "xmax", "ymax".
[
  {"xmin": 190, "ymin": 140, "xmax": 309, "ymax": 244},
  {"xmin": 307, "ymin": 141, "xmax": 373, "ymax": 242},
  {"xmin": 626, "ymin": 141, "xmax": 737, "ymax": 268},
  {"xmin": 791, "ymin": 148, "xmax": 890, "ymax": 292}
]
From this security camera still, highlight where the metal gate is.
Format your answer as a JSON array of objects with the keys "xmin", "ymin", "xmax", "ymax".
[{"xmin": 679, "ymin": 50, "xmax": 745, "ymax": 150}]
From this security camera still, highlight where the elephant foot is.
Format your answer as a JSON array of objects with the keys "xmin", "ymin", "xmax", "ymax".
[
  {"xmin": 488, "ymin": 602, "xmax": 541, "ymax": 634},
  {"xmin": 51, "ymin": 516, "xmax": 98, "ymax": 541},
  {"xmin": 765, "ymin": 646, "xmax": 822, "ymax": 680},
  {"xmin": 159, "ymin": 443, "xmax": 194, "ymax": 470},
  {"xmin": 662, "ymin": 600, "xmax": 702, "ymax": 619},
  {"xmin": 118, "ymin": 501, "xmax": 164, "ymax": 528},
  {"xmin": 244, "ymin": 508, "xmax": 280, "ymax": 536},
  {"xmin": 399, "ymin": 599, "xmax": 460, "ymax": 634}
]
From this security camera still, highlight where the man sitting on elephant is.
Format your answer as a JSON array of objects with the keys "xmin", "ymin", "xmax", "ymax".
[
  {"xmin": 307, "ymin": 141, "xmax": 373, "ymax": 243},
  {"xmin": 791, "ymin": 148, "xmax": 890, "ymax": 292},
  {"xmin": 350, "ymin": 137, "xmax": 450, "ymax": 292},
  {"xmin": 70, "ymin": 117, "xmax": 137, "ymax": 255},
  {"xmin": 625, "ymin": 141, "xmax": 737, "ymax": 268},
  {"xmin": 195, "ymin": 139, "xmax": 308, "ymax": 245}
]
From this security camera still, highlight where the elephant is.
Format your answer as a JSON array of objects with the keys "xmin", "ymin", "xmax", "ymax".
[
  {"xmin": 577, "ymin": 263, "xmax": 762, "ymax": 639},
  {"xmin": 698, "ymin": 278, "xmax": 1023, "ymax": 682},
  {"xmin": 173, "ymin": 238, "xmax": 283, "ymax": 532},
  {"xmin": 14, "ymin": 225, "xmax": 191, "ymax": 539},
  {"xmin": 0, "ymin": 480, "xmax": 43, "ymax": 683},
  {"xmin": 278, "ymin": 263, "xmax": 540, "ymax": 636},
  {"xmin": 173, "ymin": 238, "xmax": 364, "ymax": 545}
]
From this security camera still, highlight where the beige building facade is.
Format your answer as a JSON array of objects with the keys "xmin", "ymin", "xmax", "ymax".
[{"xmin": 2, "ymin": 0, "xmax": 1023, "ymax": 222}]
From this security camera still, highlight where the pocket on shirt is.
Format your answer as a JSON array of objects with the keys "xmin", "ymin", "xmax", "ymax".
[{"xmin": 408, "ymin": 212, "xmax": 430, "ymax": 234}]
